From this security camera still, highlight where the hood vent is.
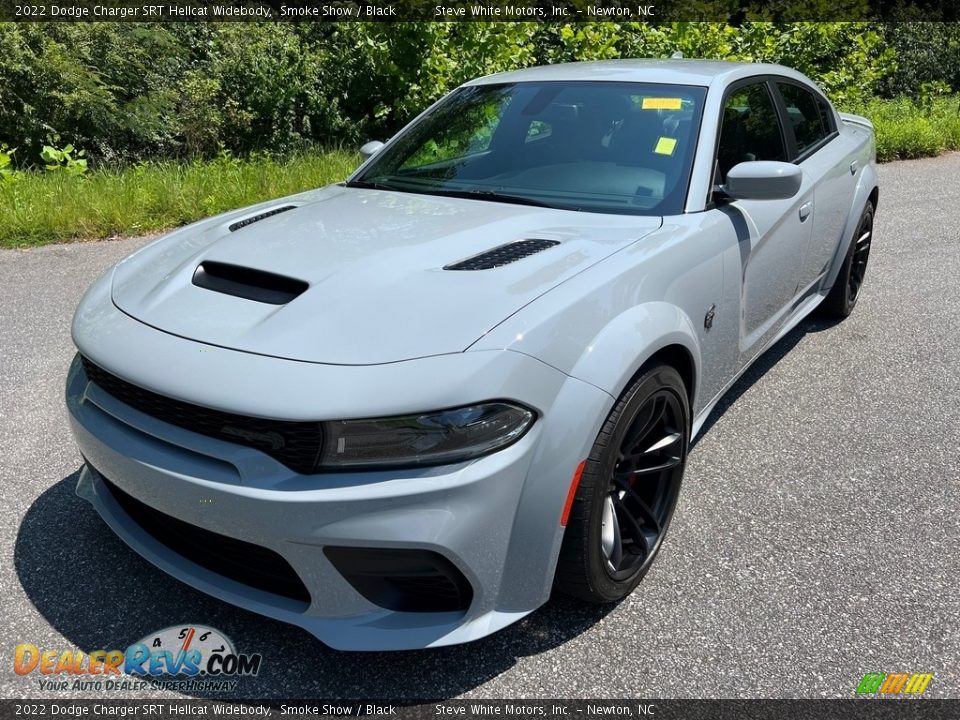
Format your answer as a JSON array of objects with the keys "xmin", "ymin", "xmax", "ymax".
[
  {"xmin": 192, "ymin": 261, "xmax": 308, "ymax": 305},
  {"xmin": 228, "ymin": 205, "xmax": 296, "ymax": 232},
  {"xmin": 445, "ymin": 239, "xmax": 560, "ymax": 271}
]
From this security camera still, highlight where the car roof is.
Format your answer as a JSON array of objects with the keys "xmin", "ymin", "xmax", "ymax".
[{"xmin": 464, "ymin": 59, "xmax": 815, "ymax": 91}]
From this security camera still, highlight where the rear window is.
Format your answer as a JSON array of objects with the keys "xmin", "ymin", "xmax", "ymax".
[{"xmin": 777, "ymin": 83, "xmax": 829, "ymax": 155}]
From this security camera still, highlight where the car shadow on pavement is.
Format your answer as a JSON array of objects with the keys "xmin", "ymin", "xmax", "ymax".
[
  {"xmin": 15, "ymin": 470, "xmax": 616, "ymax": 700},
  {"xmin": 692, "ymin": 315, "xmax": 840, "ymax": 446}
]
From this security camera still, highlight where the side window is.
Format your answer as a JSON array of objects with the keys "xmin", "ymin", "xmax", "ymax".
[
  {"xmin": 716, "ymin": 82, "xmax": 786, "ymax": 182},
  {"xmin": 817, "ymin": 96, "xmax": 835, "ymax": 134},
  {"xmin": 777, "ymin": 83, "xmax": 829, "ymax": 155}
]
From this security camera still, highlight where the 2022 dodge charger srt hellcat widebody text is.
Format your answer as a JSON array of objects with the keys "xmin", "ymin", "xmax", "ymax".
[{"xmin": 67, "ymin": 60, "xmax": 878, "ymax": 650}]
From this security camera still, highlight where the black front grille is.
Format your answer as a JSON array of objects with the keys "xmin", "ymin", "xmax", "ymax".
[
  {"xmin": 101, "ymin": 474, "xmax": 311, "ymax": 605},
  {"xmin": 444, "ymin": 238, "xmax": 560, "ymax": 271},
  {"xmin": 81, "ymin": 356, "xmax": 322, "ymax": 474}
]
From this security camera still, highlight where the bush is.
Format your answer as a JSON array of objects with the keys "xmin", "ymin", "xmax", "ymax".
[
  {"xmin": 849, "ymin": 95, "xmax": 960, "ymax": 161},
  {"xmin": 879, "ymin": 16, "xmax": 960, "ymax": 98},
  {"xmin": 3, "ymin": 93, "xmax": 958, "ymax": 248},
  {"xmin": 730, "ymin": 22, "xmax": 894, "ymax": 106},
  {"xmin": 0, "ymin": 22, "xmax": 905, "ymax": 163},
  {"xmin": 326, "ymin": 24, "xmax": 537, "ymax": 142},
  {"xmin": 0, "ymin": 145, "xmax": 17, "ymax": 184}
]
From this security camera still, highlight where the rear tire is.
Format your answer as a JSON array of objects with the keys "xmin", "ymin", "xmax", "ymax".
[
  {"xmin": 554, "ymin": 365, "xmax": 689, "ymax": 603},
  {"xmin": 819, "ymin": 201, "xmax": 874, "ymax": 319}
]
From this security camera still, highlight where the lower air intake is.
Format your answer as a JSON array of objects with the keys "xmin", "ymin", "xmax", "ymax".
[
  {"xmin": 100, "ymin": 473, "xmax": 311, "ymax": 606},
  {"xmin": 324, "ymin": 546, "xmax": 473, "ymax": 613}
]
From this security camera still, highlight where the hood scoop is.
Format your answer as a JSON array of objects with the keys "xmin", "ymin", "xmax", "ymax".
[
  {"xmin": 228, "ymin": 205, "xmax": 296, "ymax": 232},
  {"xmin": 444, "ymin": 238, "xmax": 560, "ymax": 271},
  {"xmin": 192, "ymin": 261, "xmax": 308, "ymax": 305},
  {"xmin": 111, "ymin": 187, "xmax": 665, "ymax": 365}
]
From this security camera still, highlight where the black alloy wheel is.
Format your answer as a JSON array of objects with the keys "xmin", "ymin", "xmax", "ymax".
[
  {"xmin": 601, "ymin": 389, "xmax": 685, "ymax": 581},
  {"xmin": 847, "ymin": 207, "xmax": 873, "ymax": 306},
  {"xmin": 555, "ymin": 364, "xmax": 689, "ymax": 603}
]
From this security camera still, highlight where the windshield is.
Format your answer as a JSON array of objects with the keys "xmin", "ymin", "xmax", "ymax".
[{"xmin": 350, "ymin": 81, "xmax": 706, "ymax": 216}]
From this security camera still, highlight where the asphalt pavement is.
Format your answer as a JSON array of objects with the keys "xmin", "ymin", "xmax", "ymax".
[{"xmin": 1, "ymin": 153, "xmax": 958, "ymax": 700}]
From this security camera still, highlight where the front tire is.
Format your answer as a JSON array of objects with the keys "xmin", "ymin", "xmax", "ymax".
[
  {"xmin": 554, "ymin": 365, "xmax": 689, "ymax": 603},
  {"xmin": 819, "ymin": 201, "xmax": 874, "ymax": 319}
]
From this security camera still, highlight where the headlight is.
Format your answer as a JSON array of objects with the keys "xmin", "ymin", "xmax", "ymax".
[{"xmin": 317, "ymin": 401, "xmax": 535, "ymax": 470}]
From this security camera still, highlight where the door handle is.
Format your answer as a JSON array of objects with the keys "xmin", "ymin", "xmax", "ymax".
[{"xmin": 799, "ymin": 202, "xmax": 813, "ymax": 222}]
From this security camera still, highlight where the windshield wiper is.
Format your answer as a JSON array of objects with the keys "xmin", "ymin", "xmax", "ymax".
[
  {"xmin": 420, "ymin": 188, "xmax": 578, "ymax": 211},
  {"xmin": 344, "ymin": 179, "xmax": 406, "ymax": 192},
  {"xmin": 347, "ymin": 179, "xmax": 579, "ymax": 211}
]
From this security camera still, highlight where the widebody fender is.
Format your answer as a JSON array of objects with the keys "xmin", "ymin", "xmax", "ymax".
[
  {"xmin": 566, "ymin": 301, "xmax": 702, "ymax": 410},
  {"xmin": 822, "ymin": 152, "xmax": 878, "ymax": 293}
]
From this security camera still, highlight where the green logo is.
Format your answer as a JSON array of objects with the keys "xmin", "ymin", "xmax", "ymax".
[{"xmin": 856, "ymin": 672, "xmax": 933, "ymax": 696}]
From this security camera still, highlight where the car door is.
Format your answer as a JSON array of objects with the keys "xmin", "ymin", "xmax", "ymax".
[
  {"xmin": 773, "ymin": 80, "xmax": 860, "ymax": 294},
  {"xmin": 713, "ymin": 79, "xmax": 815, "ymax": 365}
]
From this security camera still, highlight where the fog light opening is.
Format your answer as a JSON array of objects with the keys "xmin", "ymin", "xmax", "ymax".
[{"xmin": 324, "ymin": 547, "xmax": 473, "ymax": 613}]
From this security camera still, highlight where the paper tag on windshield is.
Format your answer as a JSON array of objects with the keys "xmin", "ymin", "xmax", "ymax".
[
  {"xmin": 642, "ymin": 97, "xmax": 683, "ymax": 111},
  {"xmin": 654, "ymin": 137, "xmax": 678, "ymax": 156}
]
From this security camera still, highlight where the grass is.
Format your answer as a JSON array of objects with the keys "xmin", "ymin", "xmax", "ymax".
[
  {"xmin": 2, "ymin": 96, "xmax": 960, "ymax": 248},
  {"xmin": 850, "ymin": 95, "xmax": 960, "ymax": 162},
  {"xmin": 0, "ymin": 150, "xmax": 359, "ymax": 248}
]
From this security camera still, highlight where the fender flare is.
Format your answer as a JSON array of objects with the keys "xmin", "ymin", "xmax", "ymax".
[
  {"xmin": 566, "ymin": 301, "xmax": 702, "ymax": 409},
  {"xmin": 497, "ymin": 302, "xmax": 701, "ymax": 609},
  {"xmin": 496, "ymin": 302, "xmax": 702, "ymax": 612},
  {"xmin": 823, "ymin": 163, "xmax": 879, "ymax": 292}
]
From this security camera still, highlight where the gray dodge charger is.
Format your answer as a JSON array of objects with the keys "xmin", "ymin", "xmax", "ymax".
[{"xmin": 67, "ymin": 59, "xmax": 878, "ymax": 650}]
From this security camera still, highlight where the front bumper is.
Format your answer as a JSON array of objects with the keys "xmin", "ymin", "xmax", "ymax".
[{"xmin": 66, "ymin": 301, "xmax": 613, "ymax": 650}]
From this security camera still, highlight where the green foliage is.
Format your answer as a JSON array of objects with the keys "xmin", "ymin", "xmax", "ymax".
[
  {"xmin": 2, "ymin": 20, "xmax": 958, "ymax": 249},
  {"xmin": 0, "ymin": 144, "xmax": 19, "ymax": 184},
  {"xmin": 530, "ymin": 22, "xmax": 892, "ymax": 106},
  {"xmin": 0, "ymin": 149, "xmax": 358, "ymax": 247},
  {"xmin": 40, "ymin": 142, "xmax": 88, "ymax": 175},
  {"xmin": 729, "ymin": 22, "xmax": 894, "ymax": 106},
  {"xmin": 0, "ymin": 22, "xmax": 924, "ymax": 163},
  {"xmin": 847, "ymin": 94, "xmax": 960, "ymax": 161},
  {"xmin": 2, "ymin": 93, "xmax": 958, "ymax": 248},
  {"xmin": 879, "ymin": 17, "xmax": 960, "ymax": 98},
  {"xmin": 0, "ymin": 21, "xmax": 957, "ymax": 183},
  {"xmin": 531, "ymin": 22, "xmax": 738, "ymax": 64},
  {"xmin": 330, "ymin": 24, "xmax": 537, "ymax": 141},
  {"xmin": 917, "ymin": 80, "xmax": 953, "ymax": 111}
]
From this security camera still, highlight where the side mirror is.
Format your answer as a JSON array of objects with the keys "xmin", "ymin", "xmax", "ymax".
[
  {"xmin": 719, "ymin": 161, "xmax": 802, "ymax": 201},
  {"xmin": 359, "ymin": 141, "xmax": 385, "ymax": 161}
]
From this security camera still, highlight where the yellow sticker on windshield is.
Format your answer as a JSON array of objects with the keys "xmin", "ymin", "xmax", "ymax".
[
  {"xmin": 654, "ymin": 137, "xmax": 678, "ymax": 156},
  {"xmin": 642, "ymin": 97, "xmax": 683, "ymax": 111}
]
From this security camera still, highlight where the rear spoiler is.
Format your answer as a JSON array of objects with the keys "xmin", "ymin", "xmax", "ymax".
[{"xmin": 839, "ymin": 112, "xmax": 874, "ymax": 132}]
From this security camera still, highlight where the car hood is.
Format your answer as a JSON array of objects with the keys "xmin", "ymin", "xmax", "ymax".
[{"xmin": 111, "ymin": 186, "xmax": 662, "ymax": 365}]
